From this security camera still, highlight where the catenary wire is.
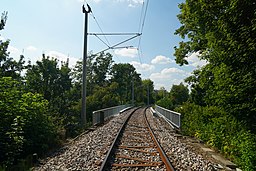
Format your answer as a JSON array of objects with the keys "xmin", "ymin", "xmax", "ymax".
[
  {"xmin": 85, "ymin": 1, "xmax": 121, "ymax": 62},
  {"xmin": 137, "ymin": 0, "xmax": 149, "ymax": 64}
]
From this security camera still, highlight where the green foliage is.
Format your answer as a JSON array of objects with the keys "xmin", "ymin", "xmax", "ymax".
[
  {"xmin": 154, "ymin": 87, "xmax": 168, "ymax": 102},
  {"xmin": 176, "ymin": 103, "xmax": 256, "ymax": 170},
  {"xmin": 91, "ymin": 53, "xmax": 113, "ymax": 86},
  {"xmin": 174, "ymin": 2, "xmax": 256, "ymax": 169},
  {"xmin": 25, "ymin": 55, "xmax": 72, "ymax": 136},
  {"xmin": 156, "ymin": 83, "xmax": 188, "ymax": 110},
  {"xmin": 0, "ymin": 12, "xmax": 7, "ymax": 30},
  {"xmin": 170, "ymin": 83, "xmax": 189, "ymax": 108},
  {"xmin": 26, "ymin": 54, "xmax": 71, "ymax": 103},
  {"xmin": 0, "ymin": 77, "xmax": 58, "ymax": 167},
  {"xmin": 111, "ymin": 63, "xmax": 142, "ymax": 104},
  {"xmin": 0, "ymin": 12, "xmax": 150, "ymax": 168},
  {"xmin": 156, "ymin": 97, "xmax": 173, "ymax": 110},
  {"xmin": 1, "ymin": 12, "xmax": 26, "ymax": 80},
  {"xmin": 141, "ymin": 79, "xmax": 154, "ymax": 105},
  {"xmin": 86, "ymin": 82, "xmax": 120, "ymax": 121},
  {"xmin": 175, "ymin": 0, "xmax": 256, "ymax": 132}
]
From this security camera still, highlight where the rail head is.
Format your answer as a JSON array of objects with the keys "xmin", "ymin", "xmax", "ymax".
[
  {"xmin": 144, "ymin": 107, "xmax": 175, "ymax": 171},
  {"xmin": 99, "ymin": 107, "xmax": 139, "ymax": 171}
]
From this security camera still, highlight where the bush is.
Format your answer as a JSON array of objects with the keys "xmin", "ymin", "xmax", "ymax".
[
  {"xmin": 156, "ymin": 97, "xmax": 174, "ymax": 110},
  {"xmin": 0, "ymin": 77, "xmax": 58, "ymax": 168},
  {"xmin": 177, "ymin": 102, "xmax": 256, "ymax": 170}
]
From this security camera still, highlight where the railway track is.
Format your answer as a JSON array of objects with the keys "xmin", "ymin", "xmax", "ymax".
[{"xmin": 99, "ymin": 107, "xmax": 175, "ymax": 171}]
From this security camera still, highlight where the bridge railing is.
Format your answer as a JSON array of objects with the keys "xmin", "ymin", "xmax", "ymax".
[
  {"xmin": 92, "ymin": 104, "xmax": 131, "ymax": 125},
  {"xmin": 155, "ymin": 105, "xmax": 181, "ymax": 128}
]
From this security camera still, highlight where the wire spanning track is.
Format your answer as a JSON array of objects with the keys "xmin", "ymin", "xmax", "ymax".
[
  {"xmin": 84, "ymin": 0, "xmax": 149, "ymax": 63},
  {"xmin": 99, "ymin": 107, "xmax": 175, "ymax": 171},
  {"xmin": 93, "ymin": 33, "xmax": 141, "ymax": 55}
]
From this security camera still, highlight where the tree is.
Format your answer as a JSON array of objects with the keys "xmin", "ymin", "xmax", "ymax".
[
  {"xmin": 0, "ymin": 77, "xmax": 57, "ymax": 167},
  {"xmin": 170, "ymin": 83, "xmax": 189, "ymax": 108},
  {"xmin": 0, "ymin": 12, "xmax": 7, "ymax": 30},
  {"xmin": 174, "ymin": 0, "xmax": 256, "ymax": 132},
  {"xmin": 156, "ymin": 97, "xmax": 173, "ymax": 110},
  {"xmin": 86, "ymin": 82, "xmax": 120, "ymax": 121},
  {"xmin": 71, "ymin": 52, "xmax": 113, "ymax": 97},
  {"xmin": 111, "ymin": 63, "xmax": 141, "ymax": 104},
  {"xmin": 91, "ymin": 52, "xmax": 113, "ymax": 86},
  {"xmin": 25, "ymin": 54, "xmax": 72, "ymax": 136},
  {"xmin": 0, "ymin": 12, "xmax": 25, "ymax": 80},
  {"xmin": 141, "ymin": 79, "xmax": 154, "ymax": 105},
  {"xmin": 174, "ymin": 1, "xmax": 256, "ymax": 169},
  {"xmin": 155, "ymin": 87, "xmax": 168, "ymax": 102},
  {"xmin": 26, "ymin": 54, "xmax": 71, "ymax": 106}
]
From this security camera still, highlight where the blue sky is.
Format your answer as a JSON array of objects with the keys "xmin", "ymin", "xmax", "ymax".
[{"xmin": 0, "ymin": 0, "xmax": 206, "ymax": 90}]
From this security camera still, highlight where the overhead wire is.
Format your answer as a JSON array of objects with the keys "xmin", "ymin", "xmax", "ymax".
[
  {"xmin": 136, "ymin": 1, "xmax": 145, "ymax": 64},
  {"xmin": 137, "ymin": 0, "xmax": 149, "ymax": 64},
  {"xmin": 83, "ymin": 0, "xmax": 149, "ymax": 63},
  {"xmin": 141, "ymin": 0, "xmax": 149, "ymax": 33},
  {"xmin": 94, "ymin": 34, "xmax": 141, "ymax": 56},
  {"xmin": 90, "ymin": 11, "xmax": 111, "ymax": 47},
  {"xmin": 85, "ymin": 1, "xmax": 121, "ymax": 62},
  {"xmin": 138, "ymin": 1, "xmax": 145, "ymax": 34}
]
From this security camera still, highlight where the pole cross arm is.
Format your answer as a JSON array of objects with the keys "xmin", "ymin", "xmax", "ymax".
[{"xmin": 82, "ymin": 4, "xmax": 92, "ymax": 14}]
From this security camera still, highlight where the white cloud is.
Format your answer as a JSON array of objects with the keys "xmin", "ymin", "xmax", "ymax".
[
  {"xmin": 154, "ymin": 83, "xmax": 166, "ymax": 89},
  {"xmin": 151, "ymin": 55, "xmax": 174, "ymax": 64},
  {"xmin": 187, "ymin": 52, "xmax": 207, "ymax": 67},
  {"xmin": 114, "ymin": 48, "xmax": 138, "ymax": 58},
  {"xmin": 130, "ymin": 61, "xmax": 154, "ymax": 72},
  {"xmin": 150, "ymin": 67, "xmax": 189, "ymax": 90},
  {"xmin": 150, "ymin": 68, "xmax": 186, "ymax": 80},
  {"xmin": 78, "ymin": 0, "xmax": 101, "ymax": 3},
  {"xmin": 0, "ymin": 35, "xmax": 6, "ymax": 41},
  {"xmin": 46, "ymin": 51, "xmax": 80, "ymax": 68},
  {"xmin": 8, "ymin": 46, "xmax": 20, "ymax": 56},
  {"xmin": 26, "ymin": 46, "xmax": 37, "ymax": 51},
  {"xmin": 90, "ymin": 0, "xmax": 102, "ymax": 3},
  {"xmin": 128, "ymin": 0, "xmax": 144, "ymax": 7}
]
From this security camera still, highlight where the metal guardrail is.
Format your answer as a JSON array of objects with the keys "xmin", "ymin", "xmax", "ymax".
[
  {"xmin": 155, "ymin": 105, "xmax": 181, "ymax": 128},
  {"xmin": 92, "ymin": 104, "xmax": 131, "ymax": 125}
]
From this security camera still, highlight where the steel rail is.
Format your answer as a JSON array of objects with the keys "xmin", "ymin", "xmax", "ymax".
[
  {"xmin": 144, "ymin": 107, "xmax": 175, "ymax": 171},
  {"xmin": 99, "ymin": 107, "xmax": 175, "ymax": 171},
  {"xmin": 99, "ymin": 107, "xmax": 139, "ymax": 171}
]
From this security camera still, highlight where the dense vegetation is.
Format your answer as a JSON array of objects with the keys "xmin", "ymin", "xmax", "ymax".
[
  {"xmin": 173, "ymin": 0, "xmax": 256, "ymax": 170},
  {"xmin": 155, "ymin": 83, "xmax": 189, "ymax": 110},
  {"xmin": 1, "ymin": 0, "xmax": 256, "ymax": 170},
  {"xmin": 0, "ymin": 12, "xmax": 153, "ymax": 169}
]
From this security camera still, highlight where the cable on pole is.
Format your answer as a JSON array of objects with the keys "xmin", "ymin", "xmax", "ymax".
[
  {"xmin": 84, "ymin": 1, "xmax": 149, "ymax": 62},
  {"xmin": 88, "ymin": 33, "xmax": 140, "ymax": 36},
  {"xmin": 90, "ymin": 12, "xmax": 111, "ymax": 47},
  {"xmin": 94, "ymin": 34, "xmax": 110, "ymax": 48},
  {"xmin": 141, "ymin": 0, "xmax": 149, "ymax": 33},
  {"xmin": 88, "ymin": 5, "xmax": 122, "ymax": 62},
  {"xmin": 137, "ymin": 0, "xmax": 149, "ymax": 64},
  {"xmin": 94, "ymin": 34, "xmax": 141, "ymax": 55}
]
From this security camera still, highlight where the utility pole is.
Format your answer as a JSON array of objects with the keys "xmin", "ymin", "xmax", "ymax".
[
  {"xmin": 132, "ymin": 79, "xmax": 134, "ymax": 106},
  {"xmin": 147, "ymin": 84, "xmax": 149, "ymax": 105},
  {"xmin": 81, "ymin": 4, "xmax": 91, "ymax": 127}
]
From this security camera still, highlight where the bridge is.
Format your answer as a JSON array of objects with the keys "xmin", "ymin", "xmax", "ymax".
[{"xmin": 34, "ymin": 104, "xmax": 238, "ymax": 171}]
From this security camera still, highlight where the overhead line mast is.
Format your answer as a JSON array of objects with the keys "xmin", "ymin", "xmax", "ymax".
[
  {"xmin": 81, "ymin": 4, "xmax": 91, "ymax": 127},
  {"xmin": 81, "ymin": 1, "xmax": 149, "ymax": 125}
]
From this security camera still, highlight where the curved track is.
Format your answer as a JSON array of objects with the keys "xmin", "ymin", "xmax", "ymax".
[{"xmin": 99, "ymin": 107, "xmax": 175, "ymax": 171}]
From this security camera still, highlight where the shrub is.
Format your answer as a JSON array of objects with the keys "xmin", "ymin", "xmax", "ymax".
[
  {"xmin": 177, "ymin": 102, "xmax": 256, "ymax": 170},
  {"xmin": 156, "ymin": 97, "xmax": 174, "ymax": 110},
  {"xmin": 0, "ymin": 77, "xmax": 58, "ymax": 168}
]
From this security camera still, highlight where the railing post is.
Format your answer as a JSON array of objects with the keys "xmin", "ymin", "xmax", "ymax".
[{"xmin": 100, "ymin": 111, "xmax": 104, "ymax": 124}]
